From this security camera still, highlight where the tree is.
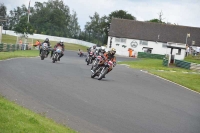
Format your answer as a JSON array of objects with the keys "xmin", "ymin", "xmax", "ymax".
[
  {"xmin": 29, "ymin": 0, "xmax": 71, "ymax": 37},
  {"xmin": 68, "ymin": 10, "xmax": 81, "ymax": 38},
  {"xmin": 84, "ymin": 12, "xmax": 106, "ymax": 46},
  {"xmin": 0, "ymin": 3, "xmax": 6, "ymax": 17},
  {"xmin": 13, "ymin": 15, "xmax": 34, "ymax": 36},
  {"xmin": 147, "ymin": 11, "xmax": 165, "ymax": 24},
  {"xmin": 0, "ymin": 3, "xmax": 7, "ymax": 30},
  {"xmin": 148, "ymin": 19, "xmax": 160, "ymax": 23}
]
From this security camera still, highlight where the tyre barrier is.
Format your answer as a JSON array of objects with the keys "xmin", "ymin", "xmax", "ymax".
[
  {"xmin": 175, "ymin": 59, "xmax": 200, "ymax": 71},
  {"xmin": 138, "ymin": 52, "xmax": 165, "ymax": 59}
]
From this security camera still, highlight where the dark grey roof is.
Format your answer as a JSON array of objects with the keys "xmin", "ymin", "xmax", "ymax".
[{"xmin": 109, "ymin": 18, "xmax": 200, "ymax": 46}]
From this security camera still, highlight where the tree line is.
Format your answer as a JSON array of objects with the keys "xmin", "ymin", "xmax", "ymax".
[{"xmin": 0, "ymin": 0, "xmax": 168, "ymax": 46}]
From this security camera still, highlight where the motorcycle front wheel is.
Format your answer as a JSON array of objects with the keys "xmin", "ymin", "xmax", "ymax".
[{"xmin": 98, "ymin": 67, "xmax": 108, "ymax": 80}]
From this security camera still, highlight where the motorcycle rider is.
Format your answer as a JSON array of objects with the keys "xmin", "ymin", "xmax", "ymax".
[
  {"xmin": 51, "ymin": 40, "xmax": 65, "ymax": 61},
  {"xmin": 97, "ymin": 46, "xmax": 106, "ymax": 55},
  {"xmin": 104, "ymin": 48, "xmax": 116, "ymax": 64},
  {"xmin": 78, "ymin": 49, "xmax": 83, "ymax": 57},
  {"xmin": 39, "ymin": 38, "xmax": 51, "ymax": 56},
  {"xmin": 91, "ymin": 48, "xmax": 116, "ymax": 78},
  {"xmin": 86, "ymin": 45, "xmax": 97, "ymax": 62}
]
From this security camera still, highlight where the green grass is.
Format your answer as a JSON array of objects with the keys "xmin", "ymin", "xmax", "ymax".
[
  {"xmin": 119, "ymin": 59, "xmax": 200, "ymax": 93},
  {"xmin": 0, "ymin": 50, "xmax": 38, "ymax": 60},
  {"xmin": 184, "ymin": 55, "xmax": 200, "ymax": 64},
  {"xmin": 2, "ymin": 34, "xmax": 18, "ymax": 44},
  {"xmin": 2, "ymin": 34, "xmax": 89, "ymax": 52},
  {"xmin": 150, "ymin": 71, "xmax": 200, "ymax": 92},
  {"xmin": 0, "ymin": 95, "xmax": 76, "ymax": 133}
]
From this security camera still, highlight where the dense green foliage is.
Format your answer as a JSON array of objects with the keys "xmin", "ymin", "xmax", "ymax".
[{"xmin": 0, "ymin": 1, "xmax": 136, "ymax": 46}]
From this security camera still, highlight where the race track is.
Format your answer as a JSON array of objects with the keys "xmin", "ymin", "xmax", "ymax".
[{"xmin": 0, "ymin": 51, "xmax": 200, "ymax": 133}]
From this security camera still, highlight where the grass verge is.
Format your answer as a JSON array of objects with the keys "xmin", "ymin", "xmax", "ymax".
[
  {"xmin": 119, "ymin": 59, "xmax": 200, "ymax": 93},
  {"xmin": 2, "ymin": 34, "xmax": 89, "ymax": 52},
  {"xmin": 184, "ymin": 55, "xmax": 200, "ymax": 64},
  {"xmin": 0, "ymin": 95, "xmax": 76, "ymax": 133},
  {"xmin": 0, "ymin": 50, "xmax": 38, "ymax": 60}
]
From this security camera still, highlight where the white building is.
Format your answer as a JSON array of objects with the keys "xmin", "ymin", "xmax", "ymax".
[{"xmin": 107, "ymin": 18, "xmax": 200, "ymax": 60}]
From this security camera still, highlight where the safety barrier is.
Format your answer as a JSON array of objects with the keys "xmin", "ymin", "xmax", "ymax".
[
  {"xmin": 138, "ymin": 52, "xmax": 165, "ymax": 59},
  {"xmin": 174, "ymin": 59, "xmax": 200, "ymax": 71},
  {"xmin": 0, "ymin": 43, "xmax": 22, "ymax": 52},
  {"xmin": 162, "ymin": 58, "xmax": 169, "ymax": 66}
]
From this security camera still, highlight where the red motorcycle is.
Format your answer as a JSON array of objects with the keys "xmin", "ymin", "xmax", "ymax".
[{"xmin": 91, "ymin": 57, "xmax": 114, "ymax": 80}]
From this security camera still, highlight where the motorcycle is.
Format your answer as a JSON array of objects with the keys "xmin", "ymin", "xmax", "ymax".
[
  {"xmin": 91, "ymin": 58, "xmax": 115, "ymax": 80},
  {"xmin": 40, "ymin": 43, "xmax": 49, "ymax": 60},
  {"xmin": 91, "ymin": 55, "xmax": 104, "ymax": 70},
  {"xmin": 52, "ymin": 46, "xmax": 62, "ymax": 63},
  {"xmin": 78, "ymin": 51, "xmax": 86, "ymax": 57},
  {"xmin": 86, "ymin": 51, "xmax": 96, "ymax": 65}
]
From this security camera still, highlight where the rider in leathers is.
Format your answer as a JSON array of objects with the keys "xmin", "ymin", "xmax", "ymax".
[
  {"xmin": 51, "ymin": 40, "xmax": 65, "ymax": 61},
  {"xmin": 39, "ymin": 38, "xmax": 51, "ymax": 56},
  {"xmin": 86, "ymin": 45, "xmax": 97, "ymax": 62},
  {"xmin": 92, "ymin": 48, "xmax": 116, "ymax": 78}
]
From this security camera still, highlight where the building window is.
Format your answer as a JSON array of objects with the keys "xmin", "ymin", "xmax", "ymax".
[
  {"xmin": 115, "ymin": 38, "xmax": 120, "ymax": 42},
  {"xmin": 140, "ymin": 40, "xmax": 148, "ymax": 45},
  {"xmin": 162, "ymin": 43, "xmax": 167, "ymax": 47},
  {"xmin": 121, "ymin": 38, "xmax": 126, "ymax": 43},
  {"xmin": 115, "ymin": 38, "xmax": 126, "ymax": 43}
]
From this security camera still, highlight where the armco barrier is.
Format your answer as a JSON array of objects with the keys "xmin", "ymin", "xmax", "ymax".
[{"xmin": 138, "ymin": 52, "xmax": 165, "ymax": 59}]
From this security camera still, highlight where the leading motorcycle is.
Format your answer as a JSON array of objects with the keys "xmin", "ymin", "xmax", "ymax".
[{"xmin": 40, "ymin": 43, "xmax": 49, "ymax": 60}]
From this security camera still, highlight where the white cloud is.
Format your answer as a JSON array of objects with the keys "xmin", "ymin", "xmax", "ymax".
[{"xmin": 2, "ymin": 0, "xmax": 200, "ymax": 29}]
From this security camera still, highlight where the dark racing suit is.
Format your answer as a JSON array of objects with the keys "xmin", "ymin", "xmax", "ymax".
[{"xmin": 39, "ymin": 41, "xmax": 51, "ymax": 56}]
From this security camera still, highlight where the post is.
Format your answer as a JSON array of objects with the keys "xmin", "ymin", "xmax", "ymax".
[
  {"xmin": 186, "ymin": 33, "xmax": 190, "ymax": 45},
  {"xmin": 28, "ymin": 0, "xmax": 30, "ymax": 23},
  {"xmin": 0, "ymin": 26, "xmax": 2, "ymax": 43}
]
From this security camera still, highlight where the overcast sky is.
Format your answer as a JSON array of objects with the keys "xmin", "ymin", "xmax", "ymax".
[{"xmin": 2, "ymin": 0, "xmax": 200, "ymax": 30}]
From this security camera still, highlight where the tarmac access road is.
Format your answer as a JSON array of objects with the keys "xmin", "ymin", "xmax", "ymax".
[{"xmin": 0, "ymin": 50, "xmax": 200, "ymax": 133}]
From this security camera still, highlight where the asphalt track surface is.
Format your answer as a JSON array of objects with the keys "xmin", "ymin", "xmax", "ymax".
[{"xmin": 0, "ymin": 51, "xmax": 200, "ymax": 133}]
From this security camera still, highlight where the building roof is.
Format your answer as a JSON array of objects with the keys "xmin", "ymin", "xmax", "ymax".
[{"xmin": 108, "ymin": 18, "xmax": 200, "ymax": 46}]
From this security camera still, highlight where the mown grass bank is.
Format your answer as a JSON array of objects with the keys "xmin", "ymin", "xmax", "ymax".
[
  {"xmin": 0, "ymin": 50, "xmax": 38, "ymax": 60},
  {"xmin": 119, "ymin": 59, "xmax": 200, "ymax": 93},
  {"xmin": 0, "ymin": 95, "xmax": 76, "ymax": 133},
  {"xmin": 2, "ymin": 34, "xmax": 89, "ymax": 52}
]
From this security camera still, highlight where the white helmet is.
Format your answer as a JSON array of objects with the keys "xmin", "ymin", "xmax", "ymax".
[
  {"xmin": 60, "ymin": 40, "xmax": 64, "ymax": 45},
  {"xmin": 101, "ymin": 46, "xmax": 105, "ymax": 50}
]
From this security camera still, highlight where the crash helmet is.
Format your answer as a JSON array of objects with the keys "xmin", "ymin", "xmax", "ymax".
[
  {"xmin": 101, "ymin": 46, "xmax": 106, "ymax": 53},
  {"xmin": 93, "ymin": 45, "xmax": 96, "ymax": 49},
  {"xmin": 45, "ymin": 38, "xmax": 49, "ymax": 42},
  {"xmin": 110, "ymin": 48, "xmax": 116, "ymax": 55},
  {"xmin": 60, "ymin": 40, "xmax": 64, "ymax": 46}
]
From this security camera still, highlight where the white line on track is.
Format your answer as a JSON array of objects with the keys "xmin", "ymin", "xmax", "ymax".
[{"xmin": 140, "ymin": 70, "xmax": 200, "ymax": 95}]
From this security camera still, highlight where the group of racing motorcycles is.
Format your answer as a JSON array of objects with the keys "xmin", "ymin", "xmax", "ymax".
[
  {"xmin": 84, "ymin": 45, "xmax": 117, "ymax": 80},
  {"xmin": 39, "ymin": 38, "xmax": 117, "ymax": 80},
  {"xmin": 39, "ymin": 38, "xmax": 65, "ymax": 63}
]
